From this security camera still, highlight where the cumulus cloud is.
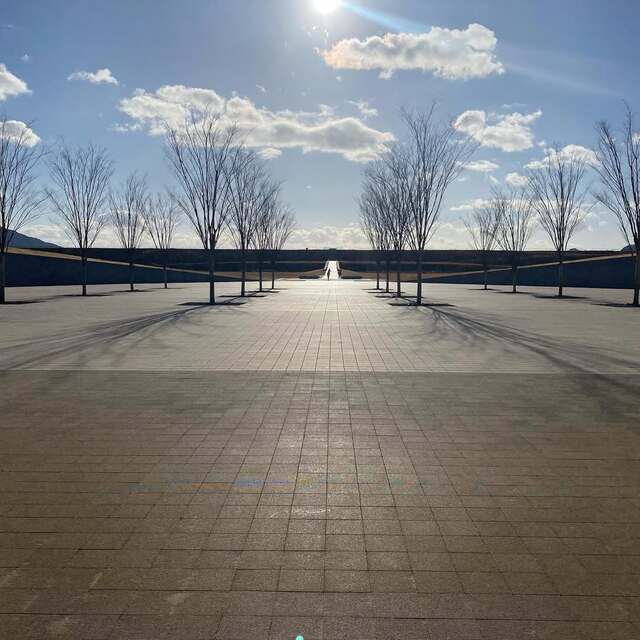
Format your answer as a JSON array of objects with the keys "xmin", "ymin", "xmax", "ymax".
[
  {"xmin": 505, "ymin": 171, "xmax": 528, "ymax": 187},
  {"xmin": 0, "ymin": 119, "xmax": 40, "ymax": 147},
  {"xmin": 525, "ymin": 143, "xmax": 597, "ymax": 169},
  {"xmin": 462, "ymin": 159, "xmax": 499, "ymax": 173},
  {"xmin": 117, "ymin": 84, "xmax": 394, "ymax": 162},
  {"xmin": 67, "ymin": 67, "xmax": 119, "ymax": 85},
  {"xmin": 288, "ymin": 224, "xmax": 368, "ymax": 249},
  {"xmin": 0, "ymin": 63, "xmax": 30, "ymax": 101},
  {"xmin": 321, "ymin": 24, "xmax": 504, "ymax": 80},
  {"xmin": 347, "ymin": 100, "xmax": 378, "ymax": 119},
  {"xmin": 454, "ymin": 109, "xmax": 541, "ymax": 152}
]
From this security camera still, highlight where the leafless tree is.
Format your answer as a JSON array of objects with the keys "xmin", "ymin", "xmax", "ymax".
[
  {"xmin": 364, "ymin": 148, "xmax": 411, "ymax": 297},
  {"xmin": 359, "ymin": 185, "xmax": 390, "ymax": 290},
  {"xmin": 464, "ymin": 201, "xmax": 502, "ymax": 291},
  {"xmin": 403, "ymin": 106, "xmax": 476, "ymax": 304},
  {"xmin": 496, "ymin": 188, "xmax": 535, "ymax": 293},
  {"xmin": 228, "ymin": 150, "xmax": 276, "ymax": 296},
  {"xmin": 144, "ymin": 193, "xmax": 180, "ymax": 289},
  {"xmin": 165, "ymin": 112, "xmax": 238, "ymax": 304},
  {"xmin": 528, "ymin": 145, "xmax": 589, "ymax": 297},
  {"xmin": 267, "ymin": 206, "xmax": 295, "ymax": 289},
  {"xmin": 0, "ymin": 117, "xmax": 46, "ymax": 303},
  {"xmin": 251, "ymin": 183, "xmax": 281, "ymax": 292},
  {"xmin": 110, "ymin": 173, "xmax": 148, "ymax": 292},
  {"xmin": 594, "ymin": 108, "xmax": 640, "ymax": 306},
  {"xmin": 47, "ymin": 143, "xmax": 113, "ymax": 296}
]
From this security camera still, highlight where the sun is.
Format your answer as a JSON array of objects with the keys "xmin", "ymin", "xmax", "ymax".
[{"xmin": 313, "ymin": 0, "xmax": 342, "ymax": 14}]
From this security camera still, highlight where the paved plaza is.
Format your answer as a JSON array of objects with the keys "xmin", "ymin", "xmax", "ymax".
[{"xmin": 1, "ymin": 279, "xmax": 640, "ymax": 638}]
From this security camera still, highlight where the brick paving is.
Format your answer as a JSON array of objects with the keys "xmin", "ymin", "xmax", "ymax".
[{"xmin": 1, "ymin": 280, "xmax": 640, "ymax": 638}]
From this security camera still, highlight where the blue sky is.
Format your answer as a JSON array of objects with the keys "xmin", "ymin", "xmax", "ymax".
[{"xmin": 1, "ymin": 0, "xmax": 638, "ymax": 249}]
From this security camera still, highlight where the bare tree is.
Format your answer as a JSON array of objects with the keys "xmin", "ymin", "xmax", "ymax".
[
  {"xmin": 268, "ymin": 206, "xmax": 295, "ymax": 289},
  {"xmin": 251, "ymin": 183, "xmax": 281, "ymax": 293},
  {"xmin": 364, "ymin": 149, "xmax": 411, "ymax": 297},
  {"xmin": 464, "ymin": 201, "xmax": 502, "ymax": 290},
  {"xmin": 496, "ymin": 188, "xmax": 535, "ymax": 293},
  {"xmin": 403, "ymin": 106, "xmax": 476, "ymax": 304},
  {"xmin": 145, "ymin": 193, "xmax": 180, "ymax": 289},
  {"xmin": 165, "ymin": 112, "xmax": 238, "ymax": 304},
  {"xmin": 359, "ymin": 186, "xmax": 390, "ymax": 290},
  {"xmin": 110, "ymin": 173, "xmax": 148, "ymax": 292},
  {"xmin": 46, "ymin": 143, "xmax": 113, "ymax": 296},
  {"xmin": 228, "ymin": 150, "xmax": 274, "ymax": 297},
  {"xmin": 594, "ymin": 108, "xmax": 640, "ymax": 306},
  {"xmin": 0, "ymin": 118, "xmax": 46, "ymax": 303},
  {"xmin": 528, "ymin": 145, "xmax": 589, "ymax": 297}
]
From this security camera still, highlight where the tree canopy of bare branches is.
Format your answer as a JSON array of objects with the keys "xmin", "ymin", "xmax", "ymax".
[
  {"xmin": 359, "ymin": 182, "xmax": 390, "ymax": 290},
  {"xmin": 464, "ymin": 201, "xmax": 502, "ymax": 290},
  {"xmin": 110, "ymin": 172, "xmax": 148, "ymax": 292},
  {"xmin": 402, "ymin": 106, "xmax": 477, "ymax": 304},
  {"xmin": 145, "ymin": 193, "xmax": 180, "ymax": 289},
  {"xmin": 251, "ymin": 180, "xmax": 283, "ymax": 292},
  {"xmin": 594, "ymin": 108, "xmax": 640, "ymax": 306},
  {"xmin": 0, "ymin": 117, "xmax": 46, "ymax": 303},
  {"xmin": 528, "ymin": 145, "xmax": 589, "ymax": 297},
  {"xmin": 228, "ymin": 150, "xmax": 278, "ymax": 296},
  {"xmin": 165, "ymin": 112, "xmax": 238, "ymax": 304},
  {"xmin": 267, "ymin": 205, "xmax": 295, "ymax": 290},
  {"xmin": 46, "ymin": 143, "xmax": 113, "ymax": 296},
  {"xmin": 496, "ymin": 188, "xmax": 535, "ymax": 293}
]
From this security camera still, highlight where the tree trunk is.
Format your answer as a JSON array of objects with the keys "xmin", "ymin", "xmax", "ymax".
[
  {"xmin": 558, "ymin": 255, "xmax": 564, "ymax": 298},
  {"xmin": 163, "ymin": 255, "xmax": 168, "ymax": 289},
  {"xmin": 375, "ymin": 258, "xmax": 380, "ymax": 290},
  {"xmin": 416, "ymin": 251, "xmax": 423, "ymax": 305},
  {"xmin": 0, "ymin": 251, "xmax": 6, "ymax": 304},
  {"xmin": 483, "ymin": 266, "xmax": 488, "ymax": 291},
  {"xmin": 258, "ymin": 255, "xmax": 263, "ymax": 293},
  {"xmin": 81, "ymin": 253, "xmax": 88, "ymax": 297},
  {"xmin": 208, "ymin": 246, "xmax": 215, "ymax": 305},
  {"xmin": 240, "ymin": 250, "xmax": 246, "ymax": 297},
  {"xmin": 271, "ymin": 256, "xmax": 276, "ymax": 290},
  {"xmin": 633, "ymin": 249, "xmax": 640, "ymax": 307},
  {"xmin": 385, "ymin": 256, "xmax": 390, "ymax": 293},
  {"xmin": 396, "ymin": 252, "xmax": 401, "ymax": 298},
  {"xmin": 129, "ymin": 260, "xmax": 134, "ymax": 292},
  {"xmin": 511, "ymin": 265, "xmax": 517, "ymax": 293}
]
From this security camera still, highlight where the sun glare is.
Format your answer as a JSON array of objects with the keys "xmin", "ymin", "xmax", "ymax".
[{"xmin": 313, "ymin": 0, "xmax": 342, "ymax": 14}]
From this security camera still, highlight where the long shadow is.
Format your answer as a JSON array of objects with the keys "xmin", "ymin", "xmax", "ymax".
[
  {"xmin": 0, "ymin": 301, "xmax": 246, "ymax": 369},
  {"xmin": 413, "ymin": 303, "xmax": 640, "ymax": 413}
]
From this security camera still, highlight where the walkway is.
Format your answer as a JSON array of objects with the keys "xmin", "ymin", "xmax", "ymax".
[{"xmin": 1, "ymin": 280, "xmax": 640, "ymax": 639}]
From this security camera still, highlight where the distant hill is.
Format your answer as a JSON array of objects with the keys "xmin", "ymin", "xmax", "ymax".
[{"xmin": 4, "ymin": 228, "xmax": 60, "ymax": 249}]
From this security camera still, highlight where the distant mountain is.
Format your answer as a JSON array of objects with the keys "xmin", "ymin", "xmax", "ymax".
[
  {"xmin": 4, "ymin": 228, "xmax": 60, "ymax": 249},
  {"xmin": 622, "ymin": 245, "xmax": 636, "ymax": 253}
]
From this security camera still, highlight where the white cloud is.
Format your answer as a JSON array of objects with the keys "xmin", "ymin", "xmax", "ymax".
[
  {"xmin": 505, "ymin": 171, "xmax": 528, "ymax": 187},
  {"xmin": 462, "ymin": 159, "xmax": 499, "ymax": 173},
  {"xmin": 454, "ymin": 109, "xmax": 542, "ymax": 152},
  {"xmin": 118, "ymin": 84, "xmax": 394, "ymax": 162},
  {"xmin": 67, "ymin": 68, "xmax": 119, "ymax": 85},
  {"xmin": 20, "ymin": 53, "xmax": 30, "ymax": 63},
  {"xmin": 347, "ymin": 100, "xmax": 378, "ymax": 119},
  {"xmin": 257, "ymin": 147, "xmax": 282, "ymax": 160},
  {"xmin": 525, "ymin": 143, "xmax": 597, "ymax": 169},
  {"xmin": 450, "ymin": 198, "xmax": 491, "ymax": 212},
  {"xmin": 289, "ymin": 224, "xmax": 369, "ymax": 249},
  {"xmin": 321, "ymin": 24, "xmax": 504, "ymax": 80},
  {"xmin": 256, "ymin": 84, "xmax": 267, "ymax": 94},
  {"xmin": 0, "ymin": 63, "xmax": 30, "ymax": 101},
  {"xmin": 0, "ymin": 119, "xmax": 40, "ymax": 147}
]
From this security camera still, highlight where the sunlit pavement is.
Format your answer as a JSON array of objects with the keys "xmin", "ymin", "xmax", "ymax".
[{"xmin": 1, "ymin": 280, "xmax": 640, "ymax": 638}]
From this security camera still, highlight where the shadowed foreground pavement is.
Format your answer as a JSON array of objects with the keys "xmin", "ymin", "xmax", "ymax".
[{"xmin": 1, "ymin": 280, "xmax": 640, "ymax": 638}]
